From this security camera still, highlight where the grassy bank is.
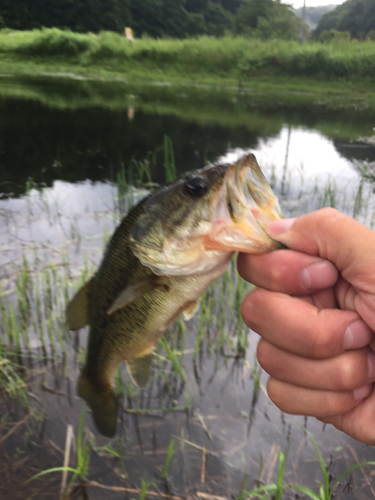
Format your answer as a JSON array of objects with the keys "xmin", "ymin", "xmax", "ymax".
[{"xmin": 0, "ymin": 28, "xmax": 375, "ymax": 92}]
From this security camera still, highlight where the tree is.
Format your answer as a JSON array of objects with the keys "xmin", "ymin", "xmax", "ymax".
[
  {"xmin": 235, "ymin": 0, "xmax": 273, "ymax": 32},
  {"xmin": 0, "ymin": 0, "xmax": 131, "ymax": 33},
  {"xmin": 235, "ymin": 0, "xmax": 302, "ymax": 40},
  {"xmin": 314, "ymin": 0, "xmax": 375, "ymax": 40},
  {"xmin": 204, "ymin": 0, "xmax": 233, "ymax": 36}
]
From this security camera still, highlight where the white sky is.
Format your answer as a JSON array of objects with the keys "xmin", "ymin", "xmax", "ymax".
[{"xmin": 283, "ymin": 0, "xmax": 344, "ymax": 8}]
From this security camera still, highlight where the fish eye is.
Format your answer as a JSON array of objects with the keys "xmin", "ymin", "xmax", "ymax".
[{"xmin": 184, "ymin": 176, "xmax": 209, "ymax": 198}]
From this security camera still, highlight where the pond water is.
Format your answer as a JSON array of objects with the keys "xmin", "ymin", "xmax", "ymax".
[{"xmin": 1, "ymin": 75, "xmax": 375, "ymax": 500}]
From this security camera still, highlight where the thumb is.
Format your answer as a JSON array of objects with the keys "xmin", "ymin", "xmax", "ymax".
[{"xmin": 267, "ymin": 208, "xmax": 375, "ymax": 289}]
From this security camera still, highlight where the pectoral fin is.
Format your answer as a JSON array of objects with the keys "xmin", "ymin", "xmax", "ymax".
[
  {"xmin": 66, "ymin": 277, "xmax": 94, "ymax": 330},
  {"xmin": 126, "ymin": 352, "xmax": 153, "ymax": 389},
  {"xmin": 107, "ymin": 276, "xmax": 169, "ymax": 315},
  {"xmin": 183, "ymin": 299, "xmax": 201, "ymax": 321}
]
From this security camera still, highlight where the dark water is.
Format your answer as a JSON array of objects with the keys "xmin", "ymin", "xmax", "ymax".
[
  {"xmin": 1, "ymin": 75, "xmax": 375, "ymax": 199},
  {"xmin": 1, "ymin": 75, "xmax": 375, "ymax": 500}
]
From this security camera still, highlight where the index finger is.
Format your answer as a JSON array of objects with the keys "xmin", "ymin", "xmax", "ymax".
[
  {"xmin": 267, "ymin": 208, "xmax": 375, "ymax": 286},
  {"xmin": 237, "ymin": 249, "xmax": 338, "ymax": 296}
]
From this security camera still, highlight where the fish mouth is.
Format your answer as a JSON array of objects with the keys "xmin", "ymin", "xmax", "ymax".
[
  {"xmin": 204, "ymin": 153, "xmax": 284, "ymax": 252},
  {"xmin": 130, "ymin": 153, "xmax": 283, "ymax": 278}
]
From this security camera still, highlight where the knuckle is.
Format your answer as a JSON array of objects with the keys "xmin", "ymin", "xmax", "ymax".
[
  {"xmin": 267, "ymin": 265, "xmax": 284, "ymax": 287},
  {"xmin": 317, "ymin": 207, "xmax": 342, "ymax": 221},
  {"xmin": 337, "ymin": 358, "xmax": 359, "ymax": 389},
  {"xmin": 337, "ymin": 352, "xmax": 367, "ymax": 389},
  {"xmin": 310, "ymin": 326, "xmax": 335, "ymax": 358}
]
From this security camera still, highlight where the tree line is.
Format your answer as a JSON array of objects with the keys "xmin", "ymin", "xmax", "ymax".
[
  {"xmin": 0, "ymin": 0, "xmax": 303, "ymax": 40},
  {"xmin": 314, "ymin": 0, "xmax": 375, "ymax": 41},
  {"xmin": 0, "ymin": 0, "xmax": 373, "ymax": 41}
]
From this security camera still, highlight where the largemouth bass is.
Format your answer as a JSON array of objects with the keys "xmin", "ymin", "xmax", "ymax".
[{"xmin": 66, "ymin": 153, "xmax": 283, "ymax": 437}]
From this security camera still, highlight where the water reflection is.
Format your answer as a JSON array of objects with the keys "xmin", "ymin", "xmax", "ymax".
[{"xmin": 1, "ymin": 76, "xmax": 375, "ymax": 198}]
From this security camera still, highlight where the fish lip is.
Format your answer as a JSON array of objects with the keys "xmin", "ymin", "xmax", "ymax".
[
  {"xmin": 226, "ymin": 153, "xmax": 283, "ymax": 226},
  {"xmin": 206, "ymin": 153, "xmax": 283, "ymax": 252}
]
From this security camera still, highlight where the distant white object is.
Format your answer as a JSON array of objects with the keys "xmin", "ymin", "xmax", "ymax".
[
  {"xmin": 125, "ymin": 27, "xmax": 134, "ymax": 41},
  {"xmin": 286, "ymin": 0, "xmax": 343, "ymax": 8}
]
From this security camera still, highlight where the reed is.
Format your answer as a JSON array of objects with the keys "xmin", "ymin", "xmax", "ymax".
[{"xmin": 161, "ymin": 438, "xmax": 175, "ymax": 481}]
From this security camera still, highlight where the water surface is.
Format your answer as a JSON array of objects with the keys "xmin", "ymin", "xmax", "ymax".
[{"xmin": 1, "ymin": 76, "xmax": 375, "ymax": 500}]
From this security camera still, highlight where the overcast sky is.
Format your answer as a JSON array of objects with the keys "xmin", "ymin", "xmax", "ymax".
[{"xmin": 283, "ymin": 0, "xmax": 344, "ymax": 8}]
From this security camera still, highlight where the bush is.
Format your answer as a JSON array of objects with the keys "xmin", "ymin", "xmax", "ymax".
[
  {"xmin": 319, "ymin": 29, "xmax": 351, "ymax": 44},
  {"xmin": 14, "ymin": 28, "xmax": 95, "ymax": 57}
]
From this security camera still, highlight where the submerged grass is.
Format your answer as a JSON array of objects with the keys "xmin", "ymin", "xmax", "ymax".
[
  {"xmin": 27, "ymin": 406, "xmax": 93, "ymax": 496},
  {"xmin": 2, "ymin": 140, "xmax": 375, "ymax": 498}
]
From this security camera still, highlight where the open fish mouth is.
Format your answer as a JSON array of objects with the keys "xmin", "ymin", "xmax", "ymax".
[
  {"xmin": 204, "ymin": 153, "xmax": 284, "ymax": 253},
  {"xmin": 129, "ymin": 153, "xmax": 284, "ymax": 277}
]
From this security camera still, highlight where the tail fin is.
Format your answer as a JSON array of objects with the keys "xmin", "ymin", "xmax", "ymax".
[{"xmin": 78, "ymin": 373, "xmax": 117, "ymax": 438}]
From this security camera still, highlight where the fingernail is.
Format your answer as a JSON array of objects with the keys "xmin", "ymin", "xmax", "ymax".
[
  {"xmin": 354, "ymin": 384, "xmax": 372, "ymax": 401},
  {"xmin": 368, "ymin": 351, "xmax": 375, "ymax": 378},
  {"xmin": 301, "ymin": 261, "xmax": 338, "ymax": 291},
  {"xmin": 344, "ymin": 320, "xmax": 373, "ymax": 350},
  {"xmin": 267, "ymin": 218, "xmax": 297, "ymax": 236}
]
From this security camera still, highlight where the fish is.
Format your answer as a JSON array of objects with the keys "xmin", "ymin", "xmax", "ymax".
[{"xmin": 66, "ymin": 153, "xmax": 284, "ymax": 437}]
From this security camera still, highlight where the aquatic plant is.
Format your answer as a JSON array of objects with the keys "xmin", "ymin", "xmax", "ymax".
[
  {"xmin": 290, "ymin": 429, "xmax": 375, "ymax": 500},
  {"xmin": 161, "ymin": 438, "xmax": 175, "ymax": 481},
  {"xmin": 27, "ymin": 406, "xmax": 93, "ymax": 496}
]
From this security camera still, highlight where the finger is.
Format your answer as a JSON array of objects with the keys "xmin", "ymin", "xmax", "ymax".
[
  {"xmin": 311, "ymin": 288, "xmax": 338, "ymax": 310},
  {"xmin": 241, "ymin": 288, "xmax": 372, "ymax": 358},
  {"xmin": 266, "ymin": 377, "xmax": 372, "ymax": 418},
  {"xmin": 318, "ymin": 388, "xmax": 375, "ymax": 445},
  {"xmin": 237, "ymin": 250, "xmax": 338, "ymax": 296},
  {"xmin": 257, "ymin": 340, "xmax": 375, "ymax": 391},
  {"xmin": 298, "ymin": 288, "xmax": 338, "ymax": 309},
  {"xmin": 267, "ymin": 209, "xmax": 375, "ymax": 290}
]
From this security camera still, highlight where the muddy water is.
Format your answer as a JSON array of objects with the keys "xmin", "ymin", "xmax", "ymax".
[{"xmin": 1, "ymin": 76, "xmax": 375, "ymax": 500}]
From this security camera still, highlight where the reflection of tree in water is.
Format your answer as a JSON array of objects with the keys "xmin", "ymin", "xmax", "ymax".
[
  {"xmin": 333, "ymin": 139, "xmax": 375, "ymax": 164},
  {"xmin": 0, "ymin": 99, "xmax": 263, "ymax": 197},
  {"xmin": 1, "ymin": 80, "xmax": 375, "ymax": 198},
  {"xmin": 333, "ymin": 138, "xmax": 375, "ymax": 179}
]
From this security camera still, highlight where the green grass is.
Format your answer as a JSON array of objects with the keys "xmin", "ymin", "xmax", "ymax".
[{"xmin": 1, "ymin": 28, "xmax": 375, "ymax": 91}]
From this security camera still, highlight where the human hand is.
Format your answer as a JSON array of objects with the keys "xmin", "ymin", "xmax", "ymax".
[{"xmin": 237, "ymin": 207, "xmax": 375, "ymax": 445}]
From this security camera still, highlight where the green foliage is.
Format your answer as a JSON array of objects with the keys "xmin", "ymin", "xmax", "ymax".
[
  {"xmin": 13, "ymin": 28, "xmax": 95, "ymax": 57},
  {"xmin": 235, "ymin": 0, "xmax": 302, "ymax": 40},
  {"xmin": 27, "ymin": 406, "xmax": 93, "ymax": 493},
  {"xmin": 1, "ymin": 29, "xmax": 375, "ymax": 82},
  {"xmin": 0, "ymin": 0, "xmax": 302, "ymax": 40},
  {"xmin": 0, "ymin": 0, "xmax": 131, "ymax": 34},
  {"xmin": 314, "ymin": 0, "xmax": 375, "ymax": 40},
  {"xmin": 204, "ymin": 1, "xmax": 233, "ymax": 37},
  {"xmin": 319, "ymin": 29, "xmax": 351, "ymax": 44},
  {"xmin": 130, "ymin": 0, "xmax": 233, "ymax": 38},
  {"xmin": 161, "ymin": 438, "xmax": 175, "ymax": 481},
  {"xmin": 291, "ymin": 428, "xmax": 375, "ymax": 500}
]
